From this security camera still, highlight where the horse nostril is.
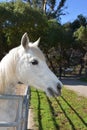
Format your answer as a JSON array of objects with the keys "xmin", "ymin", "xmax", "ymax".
[
  {"xmin": 57, "ymin": 83, "xmax": 62, "ymax": 91},
  {"xmin": 47, "ymin": 87, "xmax": 54, "ymax": 96}
]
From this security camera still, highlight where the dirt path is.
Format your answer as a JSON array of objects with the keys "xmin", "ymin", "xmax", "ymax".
[{"xmin": 61, "ymin": 77, "xmax": 87, "ymax": 97}]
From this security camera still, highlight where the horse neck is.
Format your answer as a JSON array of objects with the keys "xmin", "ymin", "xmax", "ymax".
[{"xmin": 0, "ymin": 51, "xmax": 18, "ymax": 95}]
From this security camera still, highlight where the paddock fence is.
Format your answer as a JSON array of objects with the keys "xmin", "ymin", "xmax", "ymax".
[{"xmin": 0, "ymin": 85, "xmax": 30, "ymax": 130}]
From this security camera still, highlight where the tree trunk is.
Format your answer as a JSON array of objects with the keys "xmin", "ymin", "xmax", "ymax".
[
  {"xmin": 42, "ymin": 0, "xmax": 47, "ymax": 14},
  {"xmin": 79, "ymin": 65, "xmax": 84, "ymax": 76},
  {"xmin": 85, "ymin": 67, "xmax": 87, "ymax": 77}
]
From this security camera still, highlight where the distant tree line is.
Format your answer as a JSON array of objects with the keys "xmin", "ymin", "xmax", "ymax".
[{"xmin": 0, "ymin": 0, "xmax": 87, "ymax": 77}]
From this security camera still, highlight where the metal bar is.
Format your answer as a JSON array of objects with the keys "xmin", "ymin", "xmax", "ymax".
[
  {"xmin": 23, "ymin": 87, "xmax": 30, "ymax": 130},
  {"xmin": 16, "ymin": 99, "xmax": 23, "ymax": 130},
  {"xmin": 0, "ymin": 95, "xmax": 24, "ymax": 100},
  {"xmin": 23, "ymin": 87, "xmax": 30, "ymax": 129},
  {"xmin": 0, "ymin": 119, "xmax": 24, "ymax": 127},
  {"xmin": 0, "ymin": 86, "xmax": 30, "ymax": 130}
]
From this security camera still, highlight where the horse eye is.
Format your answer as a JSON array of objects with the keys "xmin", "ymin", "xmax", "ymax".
[{"xmin": 31, "ymin": 59, "xmax": 38, "ymax": 65}]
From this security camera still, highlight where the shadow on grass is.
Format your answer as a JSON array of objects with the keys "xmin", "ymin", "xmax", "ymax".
[
  {"xmin": 31, "ymin": 89, "xmax": 87, "ymax": 130},
  {"xmin": 36, "ymin": 90, "xmax": 43, "ymax": 130},
  {"xmin": 35, "ymin": 90, "xmax": 60, "ymax": 130},
  {"xmin": 54, "ymin": 97, "xmax": 76, "ymax": 130},
  {"xmin": 46, "ymin": 96, "xmax": 60, "ymax": 130},
  {"xmin": 61, "ymin": 96, "xmax": 87, "ymax": 127}
]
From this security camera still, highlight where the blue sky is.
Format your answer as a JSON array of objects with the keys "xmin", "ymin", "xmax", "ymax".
[{"xmin": 60, "ymin": 0, "xmax": 87, "ymax": 24}]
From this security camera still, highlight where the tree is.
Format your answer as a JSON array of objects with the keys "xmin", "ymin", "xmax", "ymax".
[
  {"xmin": 74, "ymin": 26, "xmax": 87, "ymax": 75},
  {"xmin": 40, "ymin": 20, "xmax": 74, "ymax": 76},
  {"xmin": 74, "ymin": 26, "xmax": 87, "ymax": 47},
  {"xmin": 0, "ymin": 1, "xmax": 48, "ymax": 53},
  {"xmin": 23, "ymin": 0, "xmax": 67, "ymax": 21},
  {"xmin": 78, "ymin": 14, "xmax": 87, "ymax": 27},
  {"xmin": 0, "ymin": 0, "xmax": 68, "ymax": 77},
  {"xmin": 45, "ymin": 0, "xmax": 67, "ymax": 20},
  {"xmin": 71, "ymin": 14, "xmax": 87, "ymax": 32}
]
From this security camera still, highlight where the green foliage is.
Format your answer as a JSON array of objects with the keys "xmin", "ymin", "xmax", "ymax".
[
  {"xmin": 46, "ymin": 20, "xmax": 63, "ymax": 48},
  {"xmin": 0, "ymin": 1, "xmax": 48, "ymax": 53},
  {"xmin": 42, "ymin": 19, "xmax": 73, "ymax": 51},
  {"xmin": 0, "ymin": 1, "xmax": 68, "ymax": 62},
  {"xmin": 71, "ymin": 14, "xmax": 87, "ymax": 32},
  {"xmin": 73, "ymin": 25, "xmax": 87, "ymax": 55},
  {"xmin": 0, "ymin": 1, "xmax": 86, "ymax": 73},
  {"xmin": 74, "ymin": 26, "xmax": 87, "ymax": 44},
  {"xmin": 77, "ymin": 14, "xmax": 87, "ymax": 27},
  {"xmin": 61, "ymin": 16, "xmax": 87, "ymax": 70},
  {"xmin": 23, "ymin": 0, "xmax": 67, "ymax": 21}
]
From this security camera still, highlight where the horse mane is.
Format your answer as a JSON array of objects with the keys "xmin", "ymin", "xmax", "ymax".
[{"xmin": 0, "ymin": 47, "xmax": 19, "ymax": 94}]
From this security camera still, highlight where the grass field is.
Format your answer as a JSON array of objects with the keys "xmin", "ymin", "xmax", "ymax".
[{"xmin": 30, "ymin": 87, "xmax": 87, "ymax": 130}]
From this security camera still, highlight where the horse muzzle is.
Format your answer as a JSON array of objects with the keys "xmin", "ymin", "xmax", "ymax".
[{"xmin": 47, "ymin": 83, "xmax": 63, "ymax": 97}]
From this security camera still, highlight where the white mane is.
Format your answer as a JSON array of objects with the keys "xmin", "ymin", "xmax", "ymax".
[{"xmin": 0, "ymin": 47, "xmax": 19, "ymax": 94}]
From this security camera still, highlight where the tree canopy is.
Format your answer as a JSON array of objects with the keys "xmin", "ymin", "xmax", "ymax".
[
  {"xmin": 23, "ymin": 0, "xmax": 67, "ymax": 20},
  {"xmin": 0, "ymin": 1, "xmax": 48, "ymax": 52},
  {"xmin": 0, "ymin": 0, "xmax": 87, "ymax": 76}
]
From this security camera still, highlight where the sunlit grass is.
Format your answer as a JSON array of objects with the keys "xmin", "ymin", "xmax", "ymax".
[{"xmin": 30, "ymin": 87, "xmax": 87, "ymax": 130}]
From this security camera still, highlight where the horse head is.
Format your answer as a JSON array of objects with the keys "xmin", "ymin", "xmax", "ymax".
[{"xmin": 16, "ymin": 33, "xmax": 63, "ymax": 97}]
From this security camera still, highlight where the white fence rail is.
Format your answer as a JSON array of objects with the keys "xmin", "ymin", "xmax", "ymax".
[{"xmin": 0, "ymin": 86, "xmax": 30, "ymax": 130}]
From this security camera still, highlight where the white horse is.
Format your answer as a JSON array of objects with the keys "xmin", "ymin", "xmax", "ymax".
[{"xmin": 0, "ymin": 33, "xmax": 63, "ymax": 130}]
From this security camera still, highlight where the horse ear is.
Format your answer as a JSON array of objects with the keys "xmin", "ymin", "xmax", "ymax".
[
  {"xmin": 33, "ymin": 37, "xmax": 40, "ymax": 47},
  {"xmin": 21, "ymin": 33, "xmax": 29, "ymax": 49}
]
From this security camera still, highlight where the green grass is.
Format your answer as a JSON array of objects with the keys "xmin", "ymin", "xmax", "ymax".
[{"xmin": 30, "ymin": 87, "xmax": 87, "ymax": 130}]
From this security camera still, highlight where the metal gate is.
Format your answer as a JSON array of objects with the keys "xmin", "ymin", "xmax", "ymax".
[{"xmin": 0, "ymin": 86, "xmax": 30, "ymax": 130}]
